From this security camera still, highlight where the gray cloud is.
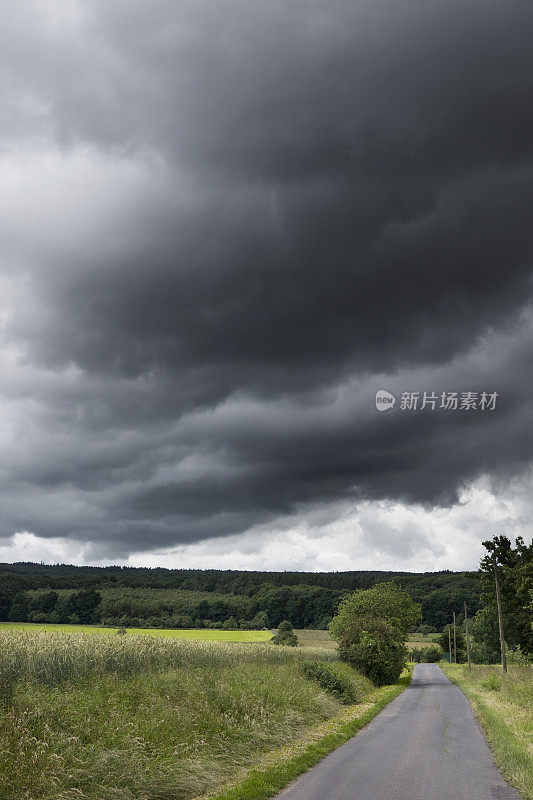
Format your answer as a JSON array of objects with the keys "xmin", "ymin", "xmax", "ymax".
[{"xmin": 0, "ymin": 0, "xmax": 531, "ymax": 559}]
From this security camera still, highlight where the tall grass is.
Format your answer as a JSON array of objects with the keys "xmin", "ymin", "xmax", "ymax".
[
  {"xmin": 0, "ymin": 630, "xmax": 336, "ymax": 694},
  {"xmin": 0, "ymin": 631, "xmax": 353, "ymax": 800}
]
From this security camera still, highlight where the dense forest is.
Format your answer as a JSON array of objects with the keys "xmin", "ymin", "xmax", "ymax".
[{"xmin": 0, "ymin": 563, "xmax": 481, "ymax": 630}]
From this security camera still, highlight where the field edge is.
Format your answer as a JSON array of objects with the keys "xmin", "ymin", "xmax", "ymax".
[{"xmin": 195, "ymin": 668, "xmax": 413, "ymax": 800}]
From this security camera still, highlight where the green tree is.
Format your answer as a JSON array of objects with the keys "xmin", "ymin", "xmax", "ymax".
[
  {"xmin": 8, "ymin": 592, "xmax": 29, "ymax": 622},
  {"xmin": 256, "ymin": 611, "xmax": 269, "ymax": 628},
  {"xmin": 329, "ymin": 582, "xmax": 421, "ymax": 641},
  {"xmin": 73, "ymin": 589, "xmax": 101, "ymax": 624},
  {"xmin": 337, "ymin": 615, "xmax": 407, "ymax": 685},
  {"xmin": 417, "ymin": 624, "xmax": 437, "ymax": 635},
  {"xmin": 479, "ymin": 535, "xmax": 533, "ymax": 655}
]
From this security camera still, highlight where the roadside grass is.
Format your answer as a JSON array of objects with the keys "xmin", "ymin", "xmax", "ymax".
[
  {"xmin": 441, "ymin": 663, "xmax": 533, "ymax": 800},
  {"xmin": 0, "ymin": 622, "xmax": 272, "ymax": 642},
  {"xmin": 3, "ymin": 663, "xmax": 344, "ymax": 800},
  {"xmin": 0, "ymin": 630, "xmax": 410, "ymax": 800}
]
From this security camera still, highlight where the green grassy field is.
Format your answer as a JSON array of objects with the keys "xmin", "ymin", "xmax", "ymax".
[
  {"xmin": 0, "ymin": 629, "xmax": 384, "ymax": 800},
  {"xmin": 442, "ymin": 663, "xmax": 533, "ymax": 800},
  {"xmin": 293, "ymin": 629, "xmax": 336, "ymax": 649},
  {"xmin": 0, "ymin": 622, "xmax": 272, "ymax": 642}
]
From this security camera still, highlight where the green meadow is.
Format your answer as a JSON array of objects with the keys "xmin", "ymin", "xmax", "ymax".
[{"xmin": 0, "ymin": 621, "xmax": 272, "ymax": 642}]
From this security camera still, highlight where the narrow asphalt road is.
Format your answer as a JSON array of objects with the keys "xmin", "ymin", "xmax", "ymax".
[{"xmin": 277, "ymin": 663, "xmax": 521, "ymax": 800}]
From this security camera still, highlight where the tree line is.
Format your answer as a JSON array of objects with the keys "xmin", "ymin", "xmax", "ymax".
[{"xmin": 0, "ymin": 564, "xmax": 481, "ymax": 630}]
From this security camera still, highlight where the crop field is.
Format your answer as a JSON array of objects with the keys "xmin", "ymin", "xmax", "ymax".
[
  {"xmin": 0, "ymin": 628, "xmax": 376, "ymax": 800},
  {"xmin": 442, "ymin": 663, "xmax": 533, "ymax": 800},
  {"xmin": 0, "ymin": 621, "xmax": 272, "ymax": 642},
  {"xmin": 406, "ymin": 633, "xmax": 440, "ymax": 650}
]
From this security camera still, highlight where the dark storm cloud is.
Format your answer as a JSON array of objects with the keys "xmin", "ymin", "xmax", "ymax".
[{"xmin": 0, "ymin": 0, "xmax": 532, "ymax": 555}]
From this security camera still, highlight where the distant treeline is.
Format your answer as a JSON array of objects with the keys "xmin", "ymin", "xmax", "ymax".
[{"xmin": 0, "ymin": 563, "xmax": 481, "ymax": 630}]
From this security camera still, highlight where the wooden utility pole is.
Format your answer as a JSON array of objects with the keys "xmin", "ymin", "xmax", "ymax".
[
  {"xmin": 448, "ymin": 627, "xmax": 452, "ymax": 664},
  {"xmin": 464, "ymin": 602, "xmax": 471, "ymax": 670},
  {"xmin": 493, "ymin": 560, "xmax": 507, "ymax": 673},
  {"xmin": 453, "ymin": 611, "xmax": 457, "ymax": 663}
]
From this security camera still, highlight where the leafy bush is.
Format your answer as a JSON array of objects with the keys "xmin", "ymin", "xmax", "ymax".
[
  {"xmin": 271, "ymin": 620, "xmax": 298, "ymax": 646},
  {"xmin": 506, "ymin": 646, "xmax": 531, "ymax": 665},
  {"xmin": 470, "ymin": 640, "xmax": 499, "ymax": 664},
  {"xmin": 421, "ymin": 645, "xmax": 442, "ymax": 662},
  {"xmin": 337, "ymin": 616, "xmax": 407, "ymax": 686},
  {"xmin": 300, "ymin": 662, "xmax": 357, "ymax": 703},
  {"xmin": 410, "ymin": 646, "xmax": 441, "ymax": 663}
]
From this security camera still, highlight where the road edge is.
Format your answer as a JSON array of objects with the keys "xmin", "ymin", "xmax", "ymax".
[{"xmin": 197, "ymin": 669, "xmax": 413, "ymax": 800}]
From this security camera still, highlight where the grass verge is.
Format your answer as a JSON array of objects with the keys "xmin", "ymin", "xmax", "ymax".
[
  {"xmin": 196, "ymin": 669, "xmax": 412, "ymax": 800},
  {"xmin": 441, "ymin": 663, "xmax": 532, "ymax": 800}
]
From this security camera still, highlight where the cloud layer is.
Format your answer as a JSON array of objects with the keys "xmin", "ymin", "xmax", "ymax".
[{"xmin": 0, "ymin": 0, "xmax": 532, "ymax": 566}]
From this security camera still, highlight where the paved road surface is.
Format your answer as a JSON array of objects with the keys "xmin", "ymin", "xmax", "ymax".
[{"xmin": 277, "ymin": 663, "xmax": 521, "ymax": 800}]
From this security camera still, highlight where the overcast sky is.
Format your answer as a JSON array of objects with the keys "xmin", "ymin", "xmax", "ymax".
[{"xmin": 0, "ymin": 0, "xmax": 532, "ymax": 572}]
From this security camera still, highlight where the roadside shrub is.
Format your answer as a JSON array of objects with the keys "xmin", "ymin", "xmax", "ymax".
[
  {"xmin": 481, "ymin": 672, "xmax": 502, "ymax": 691},
  {"xmin": 338, "ymin": 616, "xmax": 407, "ymax": 686},
  {"xmin": 409, "ymin": 646, "xmax": 441, "ymax": 663},
  {"xmin": 271, "ymin": 621, "xmax": 298, "ymax": 646},
  {"xmin": 300, "ymin": 662, "xmax": 357, "ymax": 703},
  {"xmin": 421, "ymin": 645, "xmax": 442, "ymax": 663},
  {"xmin": 470, "ymin": 640, "xmax": 498, "ymax": 664},
  {"xmin": 506, "ymin": 645, "xmax": 531, "ymax": 665}
]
